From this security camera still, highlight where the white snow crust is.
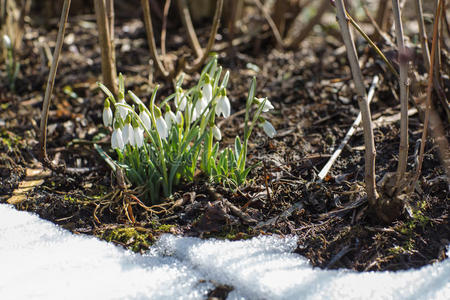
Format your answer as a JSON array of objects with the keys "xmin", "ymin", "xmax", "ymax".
[{"xmin": 1, "ymin": 204, "xmax": 449, "ymax": 299}]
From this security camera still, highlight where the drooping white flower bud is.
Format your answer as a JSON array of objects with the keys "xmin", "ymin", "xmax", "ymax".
[
  {"xmin": 212, "ymin": 125, "xmax": 222, "ymax": 141},
  {"xmin": 133, "ymin": 127, "xmax": 144, "ymax": 148},
  {"xmin": 216, "ymin": 93, "xmax": 231, "ymax": 118},
  {"xmin": 102, "ymin": 98, "xmax": 113, "ymax": 127},
  {"xmin": 139, "ymin": 107, "xmax": 151, "ymax": 131},
  {"xmin": 175, "ymin": 110, "xmax": 183, "ymax": 125},
  {"xmin": 122, "ymin": 116, "xmax": 134, "ymax": 145},
  {"xmin": 111, "ymin": 125, "xmax": 125, "ymax": 150},
  {"xmin": 3, "ymin": 35, "xmax": 11, "ymax": 49},
  {"xmin": 117, "ymin": 99, "xmax": 128, "ymax": 120},
  {"xmin": 156, "ymin": 116, "xmax": 168, "ymax": 140},
  {"xmin": 164, "ymin": 109, "xmax": 177, "ymax": 129},
  {"xmin": 255, "ymin": 97, "xmax": 274, "ymax": 112},
  {"xmin": 202, "ymin": 82, "xmax": 213, "ymax": 103},
  {"xmin": 261, "ymin": 120, "xmax": 276, "ymax": 138},
  {"xmin": 176, "ymin": 88, "xmax": 187, "ymax": 111}
]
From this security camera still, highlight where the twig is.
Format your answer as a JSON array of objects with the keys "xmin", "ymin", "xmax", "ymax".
[
  {"xmin": 39, "ymin": 0, "xmax": 71, "ymax": 171},
  {"xmin": 414, "ymin": 0, "xmax": 430, "ymax": 70},
  {"xmin": 161, "ymin": 0, "xmax": 171, "ymax": 57},
  {"xmin": 176, "ymin": 0, "xmax": 203, "ymax": 58},
  {"xmin": 392, "ymin": 0, "xmax": 409, "ymax": 188},
  {"xmin": 141, "ymin": 0, "xmax": 170, "ymax": 78},
  {"xmin": 318, "ymin": 76, "xmax": 379, "ymax": 181},
  {"xmin": 184, "ymin": 0, "xmax": 223, "ymax": 74},
  {"xmin": 253, "ymin": 0, "xmax": 285, "ymax": 48},
  {"xmin": 286, "ymin": 0, "xmax": 329, "ymax": 48},
  {"xmin": 412, "ymin": 0, "xmax": 444, "ymax": 188},
  {"xmin": 345, "ymin": 10, "xmax": 399, "ymax": 78},
  {"xmin": 334, "ymin": 0, "xmax": 378, "ymax": 206},
  {"xmin": 94, "ymin": 0, "xmax": 117, "ymax": 96}
]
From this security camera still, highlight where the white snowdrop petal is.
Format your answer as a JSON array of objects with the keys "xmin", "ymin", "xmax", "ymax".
[
  {"xmin": 212, "ymin": 125, "xmax": 222, "ymax": 141},
  {"xmin": 134, "ymin": 127, "xmax": 144, "ymax": 148},
  {"xmin": 111, "ymin": 128, "xmax": 125, "ymax": 150},
  {"xmin": 139, "ymin": 111, "xmax": 152, "ymax": 131},
  {"xmin": 156, "ymin": 116, "xmax": 169, "ymax": 140},
  {"xmin": 123, "ymin": 123, "xmax": 134, "ymax": 145},
  {"xmin": 102, "ymin": 107, "xmax": 113, "ymax": 127},
  {"xmin": 262, "ymin": 121, "xmax": 276, "ymax": 138}
]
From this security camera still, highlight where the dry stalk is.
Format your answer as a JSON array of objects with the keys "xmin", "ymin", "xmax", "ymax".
[
  {"xmin": 318, "ymin": 76, "xmax": 379, "ymax": 181},
  {"xmin": 161, "ymin": 0, "xmax": 171, "ymax": 57},
  {"xmin": 39, "ymin": 0, "xmax": 71, "ymax": 170},
  {"xmin": 141, "ymin": 0, "xmax": 170, "ymax": 78},
  {"xmin": 391, "ymin": 0, "xmax": 409, "ymax": 189},
  {"xmin": 334, "ymin": 0, "xmax": 378, "ymax": 206},
  {"xmin": 412, "ymin": 0, "xmax": 444, "ymax": 188},
  {"xmin": 141, "ymin": 0, "xmax": 223, "ymax": 78},
  {"xmin": 414, "ymin": 0, "xmax": 430, "ymax": 70},
  {"xmin": 286, "ymin": 0, "xmax": 329, "ymax": 48},
  {"xmin": 94, "ymin": 0, "xmax": 117, "ymax": 96},
  {"xmin": 183, "ymin": 0, "xmax": 223, "ymax": 74},
  {"xmin": 253, "ymin": 0, "xmax": 285, "ymax": 48},
  {"xmin": 176, "ymin": 0, "xmax": 203, "ymax": 58}
]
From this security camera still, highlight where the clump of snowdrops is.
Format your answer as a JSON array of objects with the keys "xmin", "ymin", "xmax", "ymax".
[{"xmin": 98, "ymin": 58, "xmax": 276, "ymax": 203}]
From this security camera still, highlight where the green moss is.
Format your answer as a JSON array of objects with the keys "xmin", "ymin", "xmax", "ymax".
[
  {"xmin": 156, "ymin": 224, "xmax": 176, "ymax": 233},
  {"xmin": 0, "ymin": 129, "xmax": 23, "ymax": 152},
  {"xmin": 101, "ymin": 227, "xmax": 152, "ymax": 253}
]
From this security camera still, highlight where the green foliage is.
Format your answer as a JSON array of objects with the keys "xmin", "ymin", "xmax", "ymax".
[{"xmin": 97, "ymin": 57, "xmax": 275, "ymax": 204}]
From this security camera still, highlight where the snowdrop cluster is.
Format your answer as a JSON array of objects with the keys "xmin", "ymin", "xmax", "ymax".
[{"xmin": 98, "ymin": 57, "xmax": 276, "ymax": 203}]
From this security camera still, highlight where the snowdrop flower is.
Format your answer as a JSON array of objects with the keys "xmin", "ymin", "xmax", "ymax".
[
  {"xmin": 164, "ymin": 109, "xmax": 177, "ymax": 128},
  {"xmin": 111, "ymin": 124, "xmax": 125, "ymax": 150},
  {"xmin": 102, "ymin": 98, "xmax": 113, "ymax": 127},
  {"xmin": 187, "ymin": 103, "xmax": 198, "ymax": 123},
  {"xmin": 255, "ymin": 97, "xmax": 274, "ymax": 112},
  {"xmin": 175, "ymin": 88, "xmax": 187, "ymax": 111},
  {"xmin": 212, "ymin": 125, "xmax": 222, "ymax": 141},
  {"xmin": 133, "ymin": 126, "xmax": 144, "ymax": 148},
  {"xmin": 156, "ymin": 109, "xmax": 169, "ymax": 140},
  {"xmin": 216, "ymin": 91, "xmax": 231, "ymax": 118},
  {"xmin": 139, "ymin": 105, "xmax": 151, "ymax": 131},
  {"xmin": 122, "ymin": 115, "xmax": 134, "ymax": 145},
  {"xmin": 195, "ymin": 91, "xmax": 208, "ymax": 115},
  {"xmin": 261, "ymin": 120, "xmax": 276, "ymax": 138},
  {"xmin": 175, "ymin": 110, "xmax": 183, "ymax": 125},
  {"xmin": 3, "ymin": 35, "xmax": 11, "ymax": 49},
  {"xmin": 117, "ymin": 99, "xmax": 128, "ymax": 120},
  {"xmin": 202, "ymin": 80, "xmax": 213, "ymax": 103}
]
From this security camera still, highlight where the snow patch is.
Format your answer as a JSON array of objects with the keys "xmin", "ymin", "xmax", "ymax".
[{"xmin": 0, "ymin": 204, "xmax": 449, "ymax": 300}]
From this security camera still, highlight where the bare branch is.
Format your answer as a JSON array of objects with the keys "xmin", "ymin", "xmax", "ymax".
[
  {"xmin": 184, "ymin": 0, "xmax": 223, "ymax": 74},
  {"xmin": 176, "ymin": 0, "xmax": 203, "ymax": 58},
  {"xmin": 94, "ymin": 0, "xmax": 118, "ymax": 95},
  {"xmin": 391, "ymin": 0, "xmax": 409, "ymax": 188},
  {"xmin": 334, "ymin": 0, "xmax": 378, "ymax": 206},
  {"xmin": 39, "ymin": 0, "xmax": 71, "ymax": 170},
  {"xmin": 141, "ymin": 0, "xmax": 170, "ymax": 78}
]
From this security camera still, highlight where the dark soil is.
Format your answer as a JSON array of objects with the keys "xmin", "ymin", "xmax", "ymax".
[{"xmin": 1, "ymin": 6, "xmax": 449, "ymax": 277}]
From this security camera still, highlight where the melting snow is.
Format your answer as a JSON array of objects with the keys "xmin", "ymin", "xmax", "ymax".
[{"xmin": 0, "ymin": 204, "xmax": 449, "ymax": 299}]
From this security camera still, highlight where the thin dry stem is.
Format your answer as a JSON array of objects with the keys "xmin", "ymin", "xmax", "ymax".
[
  {"xmin": 414, "ymin": 0, "xmax": 430, "ymax": 70},
  {"xmin": 184, "ymin": 0, "xmax": 223, "ymax": 74},
  {"xmin": 286, "ymin": 0, "xmax": 329, "ymax": 48},
  {"xmin": 141, "ymin": 0, "xmax": 170, "ymax": 78},
  {"xmin": 176, "ymin": 0, "xmax": 203, "ymax": 58},
  {"xmin": 253, "ymin": 0, "xmax": 285, "ymax": 48},
  {"xmin": 94, "ymin": 0, "xmax": 117, "ymax": 95},
  {"xmin": 392, "ymin": 0, "xmax": 409, "ymax": 188},
  {"xmin": 39, "ymin": 0, "xmax": 71, "ymax": 169},
  {"xmin": 412, "ymin": 0, "xmax": 444, "ymax": 187},
  {"xmin": 161, "ymin": 0, "xmax": 171, "ymax": 57},
  {"xmin": 318, "ymin": 76, "xmax": 379, "ymax": 181},
  {"xmin": 334, "ymin": 0, "xmax": 378, "ymax": 206}
]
